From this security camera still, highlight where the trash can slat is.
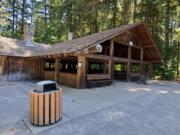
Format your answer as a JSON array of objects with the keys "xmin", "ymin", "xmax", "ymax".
[
  {"xmin": 38, "ymin": 93, "xmax": 44, "ymax": 125},
  {"xmin": 30, "ymin": 91, "xmax": 34, "ymax": 124},
  {"xmin": 50, "ymin": 92, "xmax": 55, "ymax": 123},
  {"xmin": 44, "ymin": 93, "xmax": 50, "ymax": 125},
  {"xmin": 55, "ymin": 91, "xmax": 60, "ymax": 121},
  {"xmin": 33, "ymin": 93, "xmax": 39, "ymax": 125},
  {"xmin": 59, "ymin": 89, "xmax": 62, "ymax": 118}
]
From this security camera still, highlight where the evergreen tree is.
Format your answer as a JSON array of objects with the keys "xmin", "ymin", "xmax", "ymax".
[{"xmin": 0, "ymin": 0, "xmax": 179, "ymax": 79}]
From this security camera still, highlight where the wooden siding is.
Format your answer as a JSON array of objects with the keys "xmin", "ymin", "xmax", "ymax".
[
  {"xmin": 0, "ymin": 56, "xmax": 44, "ymax": 81},
  {"xmin": 44, "ymin": 71, "xmax": 55, "ymax": 81},
  {"xmin": 59, "ymin": 72, "xmax": 77, "ymax": 88},
  {"xmin": 44, "ymin": 71, "xmax": 77, "ymax": 88},
  {"xmin": 0, "ymin": 57, "xmax": 3, "ymax": 76}
]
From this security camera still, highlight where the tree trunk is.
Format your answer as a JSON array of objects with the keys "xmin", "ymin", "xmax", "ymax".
[
  {"xmin": 12, "ymin": 1, "xmax": 15, "ymax": 37},
  {"xmin": 133, "ymin": 0, "xmax": 137, "ymax": 23},
  {"xmin": 164, "ymin": 0, "xmax": 170, "ymax": 67},
  {"xmin": 21, "ymin": 0, "xmax": 26, "ymax": 36},
  {"xmin": 122, "ymin": 0, "xmax": 130, "ymax": 25},
  {"xmin": 177, "ymin": 41, "xmax": 180, "ymax": 78},
  {"xmin": 44, "ymin": 0, "xmax": 47, "ymax": 34},
  {"xmin": 112, "ymin": 0, "xmax": 117, "ymax": 27}
]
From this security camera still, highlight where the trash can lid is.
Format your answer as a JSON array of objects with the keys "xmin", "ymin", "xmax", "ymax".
[
  {"xmin": 35, "ymin": 80, "xmax": 58, "ymax": 93},
  {"xmin": 36, "ymin": 80, "xmax": 56, "ymax": 86}
]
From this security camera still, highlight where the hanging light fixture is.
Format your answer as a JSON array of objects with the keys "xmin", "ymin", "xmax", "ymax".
[
  {"xmin": 129, "ymin": 41, "xmax": 133, "ymax": 46},
  {"xmin": 96, "ymin": 44, "xmax": 103, "ymax": 53}
]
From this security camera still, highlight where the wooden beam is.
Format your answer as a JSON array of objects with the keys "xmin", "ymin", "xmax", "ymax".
[
  {"xmin": 113, "ymin": 38, "xmax": 142, "ymax": 50},
  {"xmin": 149, "ymin": 63, "xmax": 153, "ymax": 79},
  {"xmin": 109, "ymin": 39, "xmax": 114, "ymax": 79},
  {"xmin": 143, "ymin": 24, "xmax": 163, "ymax": 61},
  {"xmin": 1, "ymin": 56, "xmax": 7, "ymax": 75},
  {"xmin": 113, "ymin": 57, "xmax": 130, "ymax": 62},
  {"xmin": 140, "ymin": 48, "xmax": 144, "ymax": 75},
  {"xmin": 108, "ymin": 60, "xmax": 113, "ymax": 74},
  {"xmin": 127, "ymin": 46, "xmax": 131, "ymax": 81},
  {"xmin": 142, "ymin": 45, "xmax": 153, "ymax": 49},
  {"xmin": 54, "ymin": 57, "xmax": 60, "ymax": 82},
  {"xmin": 42, "ymin": 58, "xmax": 45, "ymax": 79},
  {"xmin": 146, "ymin": 60, "xmax": 162, "ymax": 63},
  {"xmin": 110, "ymin": 39, "xmax": 114, "ymax": 57},
  {"xmin": 77, "ymin": 56, "xmax": 86, "ymax": 88},
  {"xmin": 85, "ymin": 54, "xmax": 110, "ymax": 60},
  {"xmin": 86, "ymin": 54, "xmax": 144, "ymax": 64}
]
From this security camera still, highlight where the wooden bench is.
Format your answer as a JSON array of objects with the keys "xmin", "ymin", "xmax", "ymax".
[{"xmin": 86, "ymin": 74, "xmax": 112, "ymax": 88}]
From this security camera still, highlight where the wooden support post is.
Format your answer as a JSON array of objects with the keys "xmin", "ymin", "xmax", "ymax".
[
  {"xmin": 77, "ymin": 56, "xmax": 86, "ymax": 88},
  {"xmin": 110, "ymin": 39, "xmax": 114, "ymax": 57},
  {"xmin": 4, "ymin": 56, "xmax": 9, "ymax": 80},
  {"xmin": 55, "ymin": 57, "xmax": 60, "ymax": 82},
  {"xmin": 30, "ymin": 58, "xmax": 32, "ymax": 79},
  {"xmin": 41, "ymin": 59, "xmax": 45, "ymax": 80},
  {"xmin": 31, "ymin": 59, "xmax": 34, "ymax": 80},
  {"xmin": 109, "ymin": 39, "xmax": 114, "ymax": 79},
  {"xmin": 127, "ymin": 46, "xmax": 131, "ymax": 81},
  {"xmin": 1, "ymin": 56, "xmax": 6, "ymax": 75},
  {"xmin": 140, "ymin": 48, "xmax": 144, "ymax": 75},
  {"xmin": 149, "ymin": 63, "xmax": 153, "ymax": 79},
  {"xmin": 108, "ymin": 60, "xmax": 113, "ymax": 75},
  {"xmin": 103, "ymin": 61, "xmax": 107, "ymax": 73}
]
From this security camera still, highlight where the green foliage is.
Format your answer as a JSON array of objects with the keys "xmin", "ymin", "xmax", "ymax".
[
  {"xmin": 114, "ymin": 64, "xmax": 127, "ymax": 72},
  {"xmin": 154, "ymin": 64, "xmax": 176, "ymax": 80},
  {"xmin": 132, "ymin": 64, "xmax": 140, "ymax": 73},
  {"xmin": 161, "ymin": 69, "xmax": 176, "ymax": 81},
  {"xmin": 114, "ymin": 64, "xmax": 122, "ymax": 72},
  {"xmin": 0, "ymin": 0, "xmax": 179, "ymax": 80}
]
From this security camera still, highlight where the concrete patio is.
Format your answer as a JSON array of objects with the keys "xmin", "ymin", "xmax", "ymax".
[{"xmin": 0, "ymin": 80, "xmax": 179, "ymax": 135}]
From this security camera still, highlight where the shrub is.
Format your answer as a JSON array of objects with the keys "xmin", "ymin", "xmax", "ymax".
[{"xmin": 160, "ymin": 68, "xmax": 176, "ymax": 81}]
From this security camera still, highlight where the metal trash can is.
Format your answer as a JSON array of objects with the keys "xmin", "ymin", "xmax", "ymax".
[{"xmin": 30, "ymin": 80, "xmax": 62, "ymax": 126}]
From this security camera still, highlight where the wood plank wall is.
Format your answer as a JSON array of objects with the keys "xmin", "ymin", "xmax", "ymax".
[
  {"xmin": 0, "ymin": 56, "xmax": 44, "ymax": 81},
  {"xmin": 44, "ymin": 71, "xmax": 55, "ymax": 80},
  {"xmin": 44, "ymin": 71, "xmax": 77, "ymax": 88},
  {"xmin": 59, "ymin": 72, "xmax": 77, "ymax": 87},
  {"xmin": 0, "ymin": 57, "xmax": 3, "ymax": 78}
]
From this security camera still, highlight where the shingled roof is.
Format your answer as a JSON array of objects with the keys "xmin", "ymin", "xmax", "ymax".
[
  {"xmin": 0, "ymin": 22, "xmax": 162, "ymax": 63},
  {"xmin": 0, "ymin": 36, "xmax": 50, "ymax": 57},
  {"xmin": 35, "ymin": 23, "xmax": 142, "ymax": 56}
]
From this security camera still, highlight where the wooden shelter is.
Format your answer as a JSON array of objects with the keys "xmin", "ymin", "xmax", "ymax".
[{"xmin": 0, "ymin": 23, "xmax": 162, "ymax": 88}]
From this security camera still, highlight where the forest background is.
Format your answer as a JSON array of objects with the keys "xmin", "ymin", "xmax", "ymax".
[{"xmin": 0, "ymin": 0, "xmax": 179, "ymax": 80}]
